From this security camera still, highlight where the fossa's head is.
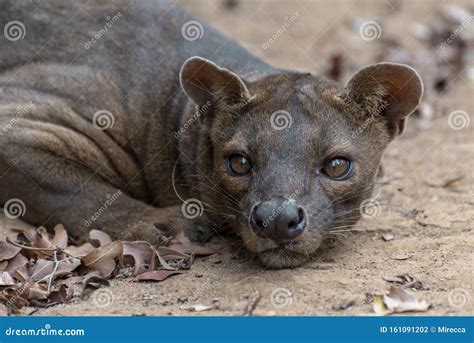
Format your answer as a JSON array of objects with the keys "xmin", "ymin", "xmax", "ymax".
[{"xmin": 180, "ymin": 56, "xmax": 423, "ymax": 268}]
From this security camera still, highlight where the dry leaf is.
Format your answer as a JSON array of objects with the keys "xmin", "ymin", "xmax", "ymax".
[
  {"xmin": 4, "ymin": 254, "xmax": 29, "ymax": 280},
  {"xmin": 158, "ymin": 246, "xmax": 191, "ymax": 261},
  {"xmin": 373, "ymin": 295, "xmax": 391, "ymax": 316},
  {"xmin": 374, "ymin": 286, "xmax": 430, "ymax": 315},
  {"xmin": 136, "ymin": 270, "xmax": 182, "ymax": 282},
  {"xmin": 1, "ymin": 223, "xmax": 213, "ymax": 313},
  {"xmin": 2, "ymin": 282, "xmax": 31, "ymax": 309},
  {"xmin": 122, "ymin": 241, "xmax": 156, "ymax": 276},
  {"xmin": 384, "ymin": 286, "xmax": 430, "ymax": 313},
  {"xmin": 187, "ymin": 304, "xmax": 214, "ymax": 312},
  {"xmin": 47, "ymin": 284, "xmax": 73, "ymax": 306},
  {"xmin": 81, "ymin": 241, "xmax": 123, "ymax": 278},
  {"xmin": 0, "ymin": 239, "xmax": 21, "ymax": 261},
  {"xmin": 56, "ymin": 270, "xmax": 109, "ymax": 299},
  {"xmin": 168, "ymin": 232, "xmax": 225, "ymax": 256},
  {"xmin": 29, "ymin": 259, "xmax": 55, "ymax": 281},
  {"xmin": 28, "ymin": 283, "xmax": 49, "ymax": 300},
  {"xmin": 11, "ymin": 263, "xmax": 29, "ymax": 283},
  {"xmin": 65, "ymin": 242, "xmax": 96, "ymax": 257},
  {"xmin": 0, "ymin": 303, "xmax": 8, "ymax": 316},
  {"xmin": 0, "ymin": 272, "xmax": 16, "ymax": 286},
  {"xmin": 11, "ymin": 227, "xmax": 39, "ymax": 244},
  {"xmin": 52, "ymin": 259, "xmax": 82, "ymax": 280},
  {"xmin": 27, "ymin": 258, "xmax": 80, "ymax": 282},
  {"xmin": 382, "ymin": 274, "xmax": 429, "ymax": 290},
  {"xmin": 80, "ymin": 271, "xmax": 110, "ymax": 298},
  {"xmin": 50, "ymin": 224, "xmax": 68, "ymax": 249},
  {"xmin": 157, "ymin": 246, "xmax": 193, "ymax": 270},
  {"xmin": 89, "ymin": 230, "xmax": 112, "ymax": 246},
  {"xmin": 35, "ymin": 227, "xmax": 55, "ymax": 250},
  {"xmin": 12, "ymin": 227, "xmax": 54, "ymax": 258}
]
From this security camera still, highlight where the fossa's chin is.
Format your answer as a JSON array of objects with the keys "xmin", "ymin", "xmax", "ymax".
[
  {"xmin": 257, "ymin": 246, "xmax": 312, "ymax": 268},
  {"xmin": 239, "ymin": 226, "xmax": 322, "ymax": 268}
]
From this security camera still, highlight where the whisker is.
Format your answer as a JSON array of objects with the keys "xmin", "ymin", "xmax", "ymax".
[
  {"xmin": 186, "ymin": 174, "xmax": 242, "ymax": 207},
  {"xmin": 172, "ymin": 162, "xmax": 241, "ymax": 218}
]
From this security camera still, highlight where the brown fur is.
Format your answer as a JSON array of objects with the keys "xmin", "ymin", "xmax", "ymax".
[{"xmin": 0, "ymin": 1, "xmax": 422, "ymax": 268}]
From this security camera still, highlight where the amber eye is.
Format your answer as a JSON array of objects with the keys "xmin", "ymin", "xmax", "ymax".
[
  {"xmin": 226, "ymin": 154, "xmax": 251, "ymax": 176},
  {"xmin": 322, "ymin": 157, "xmax": 352, "ymax": 180}
]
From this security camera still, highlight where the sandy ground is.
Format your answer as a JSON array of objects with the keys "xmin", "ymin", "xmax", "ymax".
[{"xmin": 1, "ymin": 0, "xmax": 473, "ymax": 316}]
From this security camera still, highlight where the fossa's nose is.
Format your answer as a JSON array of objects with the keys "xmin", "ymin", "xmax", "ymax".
[{"xmin": 250, "ymin": 197, "xmax": 306, "ymax": 242}]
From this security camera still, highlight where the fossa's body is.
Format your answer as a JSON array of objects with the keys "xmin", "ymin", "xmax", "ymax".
[{"xmin": 0, "ymin": 1, "xmax": 422, "ymax": 267}]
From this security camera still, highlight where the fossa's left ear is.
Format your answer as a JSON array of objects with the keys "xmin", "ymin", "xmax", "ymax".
[
  {"xmin": 180, "ymin": 56, "xmax": 250, "ymax": 107},
  {"xmin": 344, "ymin": 62, "xmax": 423, "ymax": 136}
]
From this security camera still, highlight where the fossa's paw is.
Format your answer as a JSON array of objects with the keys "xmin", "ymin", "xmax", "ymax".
[
  {"xmin": 183, "ymin": 215, "xmax": 216, "ymax": 243},
  {"xmin": 119, "ymin": 221, "xmax": 167, "ymax": 246}
]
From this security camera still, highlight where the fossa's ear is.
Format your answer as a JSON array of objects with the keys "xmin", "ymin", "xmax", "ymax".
[
  {"xmin": 344, "ymin": 62, "xmax": 423, "ymax": 135},
  {"xmin": 180, "ymin": 56, "xmax": 250, "ymax": 107}
]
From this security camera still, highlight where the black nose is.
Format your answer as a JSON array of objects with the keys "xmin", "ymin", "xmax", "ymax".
[{"xmin": 250, "ymin": 197, "xmax": 306, "ymax": 241}]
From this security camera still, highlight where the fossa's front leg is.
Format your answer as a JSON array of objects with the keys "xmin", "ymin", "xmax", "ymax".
[{"xmin": 0, "ymin": 100, "xmax": 210, "ymax": 245}]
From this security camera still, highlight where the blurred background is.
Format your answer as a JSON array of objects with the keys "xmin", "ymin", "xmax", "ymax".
[{"xmin": 179, "ymin": 0, "xmax": 473, "ymax": 125}]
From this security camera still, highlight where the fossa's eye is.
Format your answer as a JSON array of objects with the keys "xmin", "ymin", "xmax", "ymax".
[
  {"xmin": 322, "ymin": 157, "xmax": 352, "ymax": 180},
  {"xmin": 226, "ymin": 154, "xmax": 251, "ymax": 176}
]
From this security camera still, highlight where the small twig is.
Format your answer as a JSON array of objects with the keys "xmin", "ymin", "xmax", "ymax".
[
  {"xmin": 6, "ymin": 237, "xmax": 84, "ymax": 292},
  {"xmin": 36, "ymin": 255, "xmax": 81, "ymax": 285},
  {"xmin": 47, "ymin": 250, "xmax": 59, "ymax": 293},
  {"xmin": 6, "ymin": 237, "xmax": 58, "ymax": 251},
  {"xmin": 329, "ymin": 228, "xmax": 368, "ymax": 234},
  {"xmin": 5, "ymin": 237, "xmax": 82, "ymax": 259},
  {"xmin": 244, "ymin": 291, "xmax": 262, "ymax": 316}
]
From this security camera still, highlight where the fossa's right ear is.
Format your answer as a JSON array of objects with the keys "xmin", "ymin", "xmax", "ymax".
[
  {"xmin": 344, "ymin": 62, "xmax": 423, "ymax": 136},
  {"xmin": 180, "ymin": 56, "xmax": 250, "ymax": 107}
]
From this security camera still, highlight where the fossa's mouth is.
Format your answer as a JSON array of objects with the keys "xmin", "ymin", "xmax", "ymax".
[
  {"xmin": 257, "ymin": 245, "xmax": 312, "ymax": 269},
  {"xmin": 238, "ymin": 222, "xmax": 322, "ymax": 268}
]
